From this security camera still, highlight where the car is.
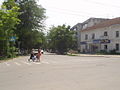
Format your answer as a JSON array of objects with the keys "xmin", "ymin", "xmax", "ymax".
[{"xmin": 41, "ymin": 49, "xmax": 44, "ymax": 54}]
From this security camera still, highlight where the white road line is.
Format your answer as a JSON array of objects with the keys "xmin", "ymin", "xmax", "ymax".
[
  {"xmin": 21, "ymin": 61, "xmax": 32, "ymax": 65},
  {"xmin": 41, "ymin": 61, "xmax": 50, "ymax": 64},
  {"xmin": 14, "ymin": 62, "xmax": 21, "ymax": 66},
  {"xmin": 33, "ymin": 62, "xmax": 41, "ymax": 65},
  {"xmin": 5, "ymin": 62, "xmax": 10, "ymax": 66}
]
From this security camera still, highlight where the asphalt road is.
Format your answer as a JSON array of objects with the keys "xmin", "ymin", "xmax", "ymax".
[{"xmin": 0, "ymin": 53, "xmax": 120, "ymax": 90}]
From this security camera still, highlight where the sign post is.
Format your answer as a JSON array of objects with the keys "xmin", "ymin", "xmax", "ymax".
[{"xmin": 10, "ymin": 36, "xmax": 16, "ymax": 58}]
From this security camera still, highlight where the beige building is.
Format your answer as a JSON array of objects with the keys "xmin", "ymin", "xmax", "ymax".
[
  {"xmin": 80, "ymin": 17, "xmax": 120, "ymax": 53},
  {"xmin": 71, "ymin": 18, "xmax": 108, "ymax": 51}
]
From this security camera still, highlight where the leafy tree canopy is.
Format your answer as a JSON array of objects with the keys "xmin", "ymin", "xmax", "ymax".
[
  {"xmin": 47, "ymin": 24, "xmax": 77, "ymax": 54},
  {"xmin": 0, "ymin": 0, "xmax": 20, "ymax": 57},
  {"xmin": 15, "ymin": 0, "xmax": 46, "ymax": 51}
]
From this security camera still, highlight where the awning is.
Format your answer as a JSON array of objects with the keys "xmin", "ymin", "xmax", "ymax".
[
  {"xmin": 93, "ymin": 39, "xmax": 101, "ymax": 44},
  {"xmin": 80, "ymin": 42, "xmax": 87, "ymax": 45}
]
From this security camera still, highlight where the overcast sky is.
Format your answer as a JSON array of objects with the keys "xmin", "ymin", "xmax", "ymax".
[
  {"xmin": 1, "ymin": 0, "xmax": 120, "ymax": 28},
  {"xmin": 38, "ymin": 0, "xmax": 120, "ymax": 28}
]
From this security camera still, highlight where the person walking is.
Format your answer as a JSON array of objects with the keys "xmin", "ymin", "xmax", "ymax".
[
  {"xmin": 28, "ymin": 49, "xmax": 35, "ymax": 62},
  {"xmin": 36, "ymin": 49, "xmax": 41, "ymax": 62}
]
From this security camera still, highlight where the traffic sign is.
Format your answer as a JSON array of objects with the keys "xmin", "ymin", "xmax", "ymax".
[{"xmin": 10, "ymin": 36, "xmax": 16, "ymax": 41}]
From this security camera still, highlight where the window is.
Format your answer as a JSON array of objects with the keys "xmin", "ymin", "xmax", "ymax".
[
  {"xmin": 85, "ymin": 45, "xmax": 88, "ymax": 50},
  {"xmin": 85, "ymin": 34, "xmax": 88, "ymax": 40},
  {"xmin": 104, "ymin": 45, "xmax": 107, "ymax": 50},
  {"xmin": 83, "ymin": 24, "xmax": 88, "ymax": 29},
  {"xmin": 116, "ymin": 31, "xmax": 119, "ymax": 37},
  {"xmin": 116, "ymin": 43, "xmax": 119, "ymax": 51},
  {"xmin": 92, "ymin": 33, "xmax": 95, "ymax": 39},
  {"xmin": 75, "ymin": 32, "xmax": 77, "ymax": 35},
  {"xmin": 104, "ymin": 31, "xmax": 108, "ymax": 36}
]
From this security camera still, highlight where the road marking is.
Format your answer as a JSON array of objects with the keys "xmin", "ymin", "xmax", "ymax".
[
  {"xmin": 14, "ymin": 62, "xmax": 21, "ymax": 66},
  {"xmin": 33, "ymin": 62, "xmax": 41, "ymax": 64},
  {"xmin": 5, "ymin": 62, "xmax": 10, "ymax": 66},
  {"xmin": 21, "ymin": 61, "xmax": 32, "ymax": 65},
  {"xmin": 41, "ymin": 61, "xmax": 50, "ymax": 64}
]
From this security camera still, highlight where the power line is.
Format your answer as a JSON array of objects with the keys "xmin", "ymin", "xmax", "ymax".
[
  {"xmin": 38, "ymin": 0, "xmax": 120, "ymax": 19},
  {"xmin": 47, "ymin": 9, "xmax": 93, "ymax": 18},
  {"xmin": 84, "ymin": 0, "xmax": 120, "ymax": 9},
  {"xmin": 44, "ymin": 0, "xmax": 120, "ymax": 19},
  {"xmin": 46, "ymin": 7, "xmax": 117, "ymax": 19},
  {"xmin": 47, "ymin": 9, "xmax": 115, "ymax": 22},
  {"xmin": 46, "ymin": 6, "xmax": 105, "ymax": 17}
]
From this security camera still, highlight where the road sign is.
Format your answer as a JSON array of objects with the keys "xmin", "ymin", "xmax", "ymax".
[{"xmin": 10, "ymin": 36, "xmax": 16, "ymax": 41}]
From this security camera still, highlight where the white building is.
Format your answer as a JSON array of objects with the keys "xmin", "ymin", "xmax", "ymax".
[
  {"xmin": 80, "ymin": 17, "xmax": 120, "ymax": 53},
  {"xmin": 71, "ymin": 18, "xmax": 108, "ymax": 51}
]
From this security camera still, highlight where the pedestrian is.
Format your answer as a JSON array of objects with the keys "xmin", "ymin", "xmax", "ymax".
[
  {"xmin": 28, "ymin": 49, "xmax": 35, "ymax": 62},
  {"xmin": 36, "ymin": 49, "xmax": 41, "ymax": 62}
]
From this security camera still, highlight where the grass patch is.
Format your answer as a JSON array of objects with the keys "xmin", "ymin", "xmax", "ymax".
[
  {"xmin": 67, "ymin": 53, "xmax": 77, "ymax": 56},
  {"xmin": 0, "ymin": 56, "xmax": 19, "ymax": 63}
]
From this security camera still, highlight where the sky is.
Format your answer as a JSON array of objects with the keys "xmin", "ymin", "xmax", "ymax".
[
  {"xmin": 1, "ymin": 0, "xmax": 120, "ymax": 28},
  {"xmin": 38, "ymin": 0, "xmax": 120, "ymax": 28}
]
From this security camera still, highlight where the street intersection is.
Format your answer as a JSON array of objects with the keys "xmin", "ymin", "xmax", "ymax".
[{"xmin": 0, "ymin": 53, "xmax": 120, "ymax": 90}]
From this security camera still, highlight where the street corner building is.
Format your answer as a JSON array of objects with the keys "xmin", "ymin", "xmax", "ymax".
[{"xmin": 79, "ymin": 17, "xmax": 120, "ymax": 53}]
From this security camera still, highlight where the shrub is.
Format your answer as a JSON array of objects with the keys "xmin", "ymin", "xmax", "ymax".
[{"xmin": 109, "ymin": 49, "xmax": 117, "ymax": 54}]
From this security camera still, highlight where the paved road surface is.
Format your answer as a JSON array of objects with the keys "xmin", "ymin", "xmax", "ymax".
[{"xmin": 0, "ymin": 52, "xmax": 120, "ymax": 90}]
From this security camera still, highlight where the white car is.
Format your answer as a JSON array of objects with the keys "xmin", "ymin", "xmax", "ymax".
[{"xmin": 41, "ymin": 49, "xmax": 44, "ymax": 54}]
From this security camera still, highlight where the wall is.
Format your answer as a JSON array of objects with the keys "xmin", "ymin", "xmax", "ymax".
[{"xmin": 80, "ymin": 24, "xmax": 120, "ymax": 53}]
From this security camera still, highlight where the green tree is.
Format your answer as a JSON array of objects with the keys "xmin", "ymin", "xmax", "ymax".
[
  {"xmin": 0, "ymin": 0, "xmax": 20, "ymax": 58},
  {"xmin": 47, "ymin": 24, "xmax": 76, "ymax": 54},
  {"xmin": 33, "ymin": 31, "xmax": 47, "ymax": 49},
  {"xmin": 15, "ymin": 0, "xmax": 46, "ymax": 52},
  {"xmin": 21, "ymin": 30, "xmax": 46, "ymax": 50}
]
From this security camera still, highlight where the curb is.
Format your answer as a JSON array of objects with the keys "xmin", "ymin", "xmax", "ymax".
[{"xmin": 75, "ymin": 54, "xmax": 120, "ymax": 58}]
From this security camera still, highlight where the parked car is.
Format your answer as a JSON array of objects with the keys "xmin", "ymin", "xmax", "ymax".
[{"xmin": 41, "ymin": 49, "xmax": 44, "ymax": 54}]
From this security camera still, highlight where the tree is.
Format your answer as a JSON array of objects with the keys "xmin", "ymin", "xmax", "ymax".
[
  {"xmin": 0, "ymin": 0, "xmax": 20, "ymax": 57},
  {"xmin": 20, "ymin": 30, "xmax": 46, "ymax": 50},
  {"xmin": 15, "ymin": 0, "xmax": 46, "ymax": 51},
  {"xmin": 47, "ymin": 24, "xmax": 76, "ymax": 54}
]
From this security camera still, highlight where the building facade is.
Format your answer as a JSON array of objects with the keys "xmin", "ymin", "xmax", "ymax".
[
  {"xmin": 80, "ymin": 17, "xmax": 120, "ymax": 53},
  {"xmin": 71, "ymin": 18, "xmax": 108, "ymax": 51}
]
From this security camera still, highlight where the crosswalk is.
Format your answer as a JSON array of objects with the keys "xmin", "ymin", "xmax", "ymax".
[
  {"xmin": 4, "ymin": 62, "xmax": 10, "ymax": 66},
  {"xmin": 0, "ymin": 60, "xmax": 57, "ymax": 67},
  {"xmin": 14, "ymin": 62, "xmax": 21, "ymax": 66}
]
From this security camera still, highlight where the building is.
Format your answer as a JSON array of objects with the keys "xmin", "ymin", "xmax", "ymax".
[
  {"xmin": 71, "ymin": 18, "xmax": 108, "ymax": 51},
  {"xmin": 71, "ymin": 23, "xmax": 82, "ymax": 51},
  {"xmin": 80, "ymin": 17, "xmax": 120, "ymax": 53}
]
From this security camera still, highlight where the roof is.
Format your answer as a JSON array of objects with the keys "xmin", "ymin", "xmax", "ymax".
[
  {"xmin": 71, "ymin": 17, "xmax": 108, "ymax": 31},
  {"xmin": 82, "ymin": 17, "xmax": 108, "ymax": 24},
  {"xmin": 70, "ymin": 23, "xmax": 82, "ymax": 30},
  {"xmin": 81, "ymin": 17, "xmax": 120, "ymax": 32}
]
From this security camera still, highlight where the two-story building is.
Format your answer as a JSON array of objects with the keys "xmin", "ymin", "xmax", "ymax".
[
  {"xmin": 80, "ymin": 17, "xmax": 120, "ymax": 53},
  {"xmin": 71, "ymin": 18, "xmax": 108, "ymax": 51}
]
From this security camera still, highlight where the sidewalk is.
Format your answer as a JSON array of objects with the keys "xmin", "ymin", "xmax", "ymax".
[{"xmin": 76, "ymin": 53, "xmax": 120, "ymax": 58}]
